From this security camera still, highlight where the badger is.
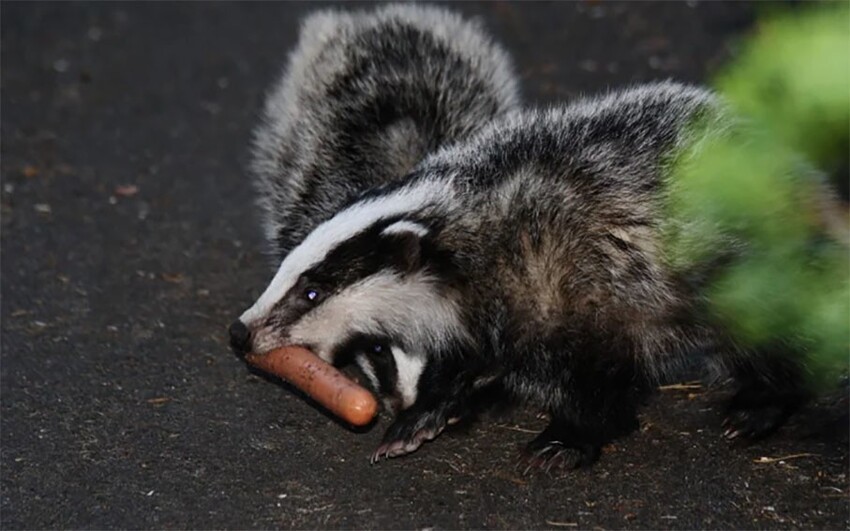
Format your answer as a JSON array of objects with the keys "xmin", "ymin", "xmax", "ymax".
[
  {"xmin": 248, "ymin": 3, "xmax": 519, "ymax": 262},
  {"xmin": 233, "ymin": 79, "xmax": 811, "ymax": 470}
]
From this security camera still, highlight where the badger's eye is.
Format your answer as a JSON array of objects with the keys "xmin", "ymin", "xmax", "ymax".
[
  {"xmin": 372, "ymin": 343, "xmax": 383, "ymax": 354},
  {"xmin": 304, "ymin": 288, "xmax": 320, "ymax": 302}
]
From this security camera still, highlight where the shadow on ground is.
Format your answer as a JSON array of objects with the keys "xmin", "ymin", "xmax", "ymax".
[{"xmin": 2, "ymin": 2, "xmax": 847, "ymax": 529}]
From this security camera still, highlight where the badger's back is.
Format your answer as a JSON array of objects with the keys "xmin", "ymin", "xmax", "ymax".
[
  {"xmin": 252, "ymin": 4, "xmax": 519, "ymax": 260},
  {"xmin": 412, "ymin": 82, "xmax": 724, "ymax": 383}
]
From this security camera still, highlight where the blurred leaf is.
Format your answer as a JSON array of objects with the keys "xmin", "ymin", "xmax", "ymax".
[{"xmin": 664, "ymin": 4, "xmax": 850, "ymax": 385}]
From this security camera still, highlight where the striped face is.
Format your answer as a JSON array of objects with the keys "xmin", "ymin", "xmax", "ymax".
[{"xmin": 237, "ymin": 180, "xmax": 464, "ymax": 409}]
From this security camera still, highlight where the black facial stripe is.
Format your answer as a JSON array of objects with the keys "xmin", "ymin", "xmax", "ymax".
[
  {"xmin": 308, "ymin": 227, "xmax": 395, "ymax": 282},
  {"xmin": 267, "ymin": 224, "xmax": 397, "ymax": 325},
  {"xmin": 264, "ymin": 223, "xmax": 407, "ymax": 339},
  {"xmin": 369, "ymin": 347, "xmax": 398, "ymax": 396},
  {"xmin": 302, "ymin": 215, "xmax": 439, "ymax": 286},
  {"xmin": 266, "ymin": 274, "xmax": 322, "ymax": 329},
  {"xmin": 335, "ymin": 334, "xmax": 398, "ymax": 395}
]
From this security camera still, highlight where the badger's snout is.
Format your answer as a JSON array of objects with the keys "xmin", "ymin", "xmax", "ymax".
[{"xmin": 228, "ymin": 320, "xmax": 252, "ymax": 357}]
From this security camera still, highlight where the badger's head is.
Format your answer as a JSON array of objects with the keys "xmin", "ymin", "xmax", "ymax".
[{"xmin": 231, "ymin": 182, "xmax": 466, "ymax": 411}]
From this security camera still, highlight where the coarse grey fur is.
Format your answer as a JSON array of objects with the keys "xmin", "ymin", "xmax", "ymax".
[
  {"xmin": 234, "ymin": 80, "xmax": 810, "ymax": 469},
  {"xmin": 423, "ymin": 81, "xmax": 726, "ymax": 387},
  {"xmin": 250, "ymin": 3, "xmax": 520, "ymax": 261}
]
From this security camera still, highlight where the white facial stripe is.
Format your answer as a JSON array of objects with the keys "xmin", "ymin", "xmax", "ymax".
[
  {"xmin": 355, "ymin": 354, "xmax": 381, "ymax": 391},
  {"xmin": 391, "ymin": 346, "xmax": 425, "ymax": 408},
  {"xmin": 286, "ymin": 270, "xmax": 465, "ymax": 363},
  {"xmin": 240, "ymin": 178, "xmax": 454, "ymax": 325},
  {"xmin": 381, "ymin": 220, "xmax": 429, "ymax": 238}
]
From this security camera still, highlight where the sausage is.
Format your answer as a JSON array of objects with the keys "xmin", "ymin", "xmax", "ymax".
[{"xmin": 245, "ymin": 346, "xmax": 378, "ymax": 426}]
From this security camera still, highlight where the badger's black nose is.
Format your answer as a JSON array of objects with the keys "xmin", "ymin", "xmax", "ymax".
[{"xmin": 228, "ymin": 320, "xmax": 251, "ymax": 356}]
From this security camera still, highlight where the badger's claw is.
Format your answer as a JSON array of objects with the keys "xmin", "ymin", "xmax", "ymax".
[
  {"xmin": 369, "ymin": 410, "xmax": 447, "ymax": 464},
  {"xmin": 519, "ymin": 419, "xmax": 602, "ymax": 475},
  {"xmin": 722, "ymin": 405, "xmax": 789, "ymax": 442},
  {"xmin": 721, "ymin": 383, "xmax": 807, "ymax": 443},
  {"xmin": 370, "ymin": 424, "xmax": 444, "ymax": 464},
  {"xmin": 519, "ymin": 440, "xmax": 598, "ymax": 476}
]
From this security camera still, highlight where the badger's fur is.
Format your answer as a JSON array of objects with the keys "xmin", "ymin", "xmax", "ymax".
[
  {"xmin": 250, "ymin": 4, "xmax": 519, "ymax": 261},
  {"xmin": 235, "ymin": 6, "xmax": 809, "ymax": 470}
]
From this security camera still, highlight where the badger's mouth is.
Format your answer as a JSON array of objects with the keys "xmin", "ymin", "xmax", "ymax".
[
  {"xmin": 231, "ymin": 319, "xmax": 401, "ymax": 415},
  {"xmin": 232, "ymin": 318, "xmax": 390, "ymax": 386}
]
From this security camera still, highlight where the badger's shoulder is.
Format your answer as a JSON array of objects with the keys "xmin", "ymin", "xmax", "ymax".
[{"xmin": 251, "ymin": 4, "xmax": 520, "ymax": 262}]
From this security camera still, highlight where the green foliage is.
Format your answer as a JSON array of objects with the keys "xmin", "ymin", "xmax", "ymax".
[
  {"xmin": 718, "ymin": 6, "xmax": 849, "ymax": 176},
  {"xmin": 665, "ymin": 4, "xmax": 850, "ymax": 383}
]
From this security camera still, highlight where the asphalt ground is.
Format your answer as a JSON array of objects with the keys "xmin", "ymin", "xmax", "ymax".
[{"xmin": 1, "ymin": 2, "xmax": 848, "ymax": 529}]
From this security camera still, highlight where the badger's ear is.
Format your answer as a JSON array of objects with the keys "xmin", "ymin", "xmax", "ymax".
[{"xmin": 381, "ymin": 220, "xmax": 428, "ymax": 272}]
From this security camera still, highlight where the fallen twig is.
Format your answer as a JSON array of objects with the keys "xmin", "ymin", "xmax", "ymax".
[
  {"xmin": 658, "ymin": 381, "xmax": 702, "ymax": 391},
  {"xmin": 545, "ymin": 520, "xmax": 578, "ymax": 527},
  {"xmin": 147, "ymin": 397, "xmax": 171, "ymax": 405},
  {"xmin": 754, "ymin": 453, "xmax": 818, "ymax": 464},
  {"xmin": 494, "ymin": 423, "xmax": 538, "ymax": 434}
]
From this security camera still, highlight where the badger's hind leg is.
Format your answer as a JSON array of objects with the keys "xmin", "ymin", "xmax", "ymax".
[{"xmin": 718, "ymin": 348, "xmax": 810, "ymax": 441}]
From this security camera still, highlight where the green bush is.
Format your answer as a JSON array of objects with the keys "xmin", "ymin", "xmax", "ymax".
[{"xmin": 664, "ymin": 5, "xmax": 849, "ymax": 383}]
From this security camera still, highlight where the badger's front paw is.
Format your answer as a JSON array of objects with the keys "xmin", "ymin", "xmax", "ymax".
[{"xmin": 370, "ymin": 409, "xmax": 447, "ymax": 463}]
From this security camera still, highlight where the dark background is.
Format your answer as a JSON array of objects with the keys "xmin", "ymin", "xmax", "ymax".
[{"xmin": 2, "ymin": 2, "xmax": 847, "ymax": 529}]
